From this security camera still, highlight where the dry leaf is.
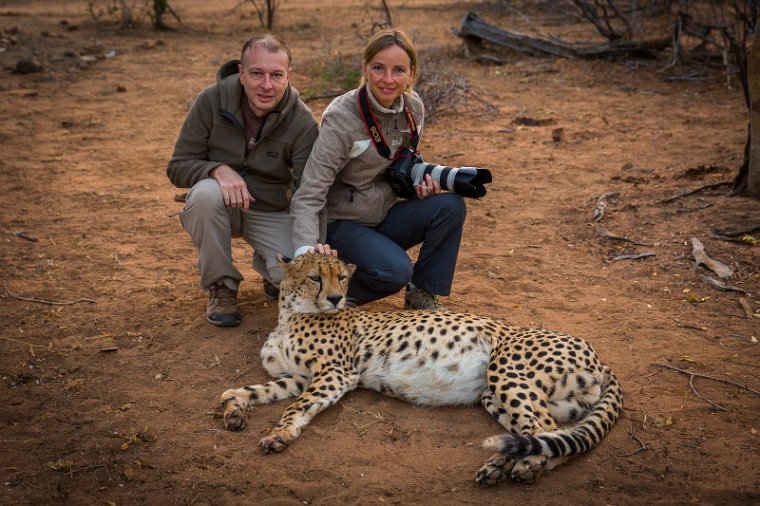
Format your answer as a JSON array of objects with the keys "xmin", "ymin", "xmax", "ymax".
[
  {"xmin": 679, "ymin": 355, "xmax": 695, "ymax": 362},
  {"xmin": 653, "ymin": 416, "xmax": 674, "ymax": 427},
  {"xmin": 686, "ymin": 293, "xmax": 710, "ymax": 303},
  {"xmin": 47, "ymin": 459, "xmax": 74, "ymax": 471}
]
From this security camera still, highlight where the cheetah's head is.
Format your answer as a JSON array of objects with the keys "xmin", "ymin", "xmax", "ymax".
[{"xmin": 278, "ymin": 254, "xmax": 356, "ymax": 314}]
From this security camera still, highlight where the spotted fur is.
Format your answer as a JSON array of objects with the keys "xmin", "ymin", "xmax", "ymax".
[{"xmin": 220, "ymin": 254, "xmax": 623, "ymax": 484}]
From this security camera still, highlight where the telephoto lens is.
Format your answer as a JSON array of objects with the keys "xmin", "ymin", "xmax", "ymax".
[
  {"xmin": 384, "ymin": 148, "xmax": 493, "ymax": 199},
  {"xmin": 409, "ymin": 162, "xmax": 492, "ymax": 199}
]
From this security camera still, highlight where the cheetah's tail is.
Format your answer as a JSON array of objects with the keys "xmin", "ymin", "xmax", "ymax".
[{"xmin": 482, "ymin": 366, "xmax": 622, "ymax": 458}]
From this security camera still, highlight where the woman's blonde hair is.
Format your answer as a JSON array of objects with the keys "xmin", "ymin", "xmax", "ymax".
[{"xmin": 361, "ymin": 29, "xmax": 418, "ymax": 90}]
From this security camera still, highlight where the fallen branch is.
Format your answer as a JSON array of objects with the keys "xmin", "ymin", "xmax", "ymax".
[
  {"xmin": 712, "ymin": 224, "xmax": 760, "ymax": 237},
  {"xmin": 699, "ymin": 274, "xmax": 746, "ymax": 294},
  {"xmin": 456, "ymin": 12, "xmax": 670, "ymax": 59},
  {"xmin": 595, "ymin": 226, "xmax": 653, "ymax": 247},
  {"xmin": 710, "ymin": 231, "xmax": 750, "ymax": 244},
  {"xmin": 593, "ymin": 191, "xmax": 618, "ymax": 223},
  {"xmin": 657, "ymin": 181, "xmax": 733, "ymax": 204},
  {"xmin": 653, "ymin": 363, "xmax": 760, "ymax": 396},
  {"xmin": 690, "ymin": 237, "xmax": 733, "ymax": 279},
  {"xmin": 611, "ymin": 252, "xmax": 656, "ymax": 262},
  {"xmin": 4, "ymin": 283, "xmax": 97, "ymax": 305}
]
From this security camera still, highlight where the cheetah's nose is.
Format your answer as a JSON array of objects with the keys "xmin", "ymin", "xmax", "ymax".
[{"xmin": 327, "ymin": 294, "xmax": 343, "ymax": 306}]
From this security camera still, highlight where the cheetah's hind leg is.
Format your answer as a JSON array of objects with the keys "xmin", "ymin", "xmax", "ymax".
[{"xmin": 220, "ymin": 374, "xmax": 308, "ymax": 431}]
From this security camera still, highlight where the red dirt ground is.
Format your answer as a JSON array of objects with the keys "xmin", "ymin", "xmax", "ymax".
[{"xmin": 1, "ymin": 1, "xmax": 758, "ymax": 504}]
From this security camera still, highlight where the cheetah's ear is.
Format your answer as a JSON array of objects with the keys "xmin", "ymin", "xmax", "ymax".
[{"xmin": 345, "ymin": 262, "xmax": 357, "ymax": 276}]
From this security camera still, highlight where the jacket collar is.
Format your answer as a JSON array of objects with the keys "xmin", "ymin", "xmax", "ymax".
[{"xmin": 366, "ymin": 85, "xmax": 405, "ymax": 114}]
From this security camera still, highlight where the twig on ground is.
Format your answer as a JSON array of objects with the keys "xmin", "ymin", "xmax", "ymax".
[
  {"xmin": 304, "ymin": 91, "xmax": 342, "ymax": 102},
  {"xmin": 0, "ymin": 336, "xmax": 49, "ymax": 349},
  {"xmin": 611, "ymin": 252, "xmax": 656, "ymax": 262},
  {"xmin": 67, "ymin": 464, "xmax": 107, "ymax": 477},
  {"xmin": 653, "ymin": 363, "xmax": 760, "ymax": 396},
  {"xmin": 688, "ymin": 375, "xmax": 729, "ymax": 411},
  {"xmin": 699, "ymin": 274, "xmax": 746, "ymax": 294},
  {"xmin": 676, "ymin": 202, "xmax": 713, "ymax": 213},
  {"xmin": 14, "ymin": 231, "xmax": 39, "ymax": 242},
  {"xmin": 603, "ymin": 423, "xmax": 647, "ymax": 460},
  {"xmin": 690, "ymin": 237, "xmax": 733, "ymax": 279},
  {"xmin": 4, "ymin": 283, "xmax": 97, "ymax": 305},
  {"xmin": 230, "ymin": 368, "xmax": 252, "ymax": 383},
  {"xmin": 593, "ymin": 191, "xmax": 618, "ymax": 223},
  {"xmin": 595, "ymin": 226, "xmax": 653, "ymax": 247},
  {"xmin": 674, "ymin": 320, "xmax": 706, "ymax": 331},
  {"xmin": 657, "ymin": 181, "xmax": 732, "ymax": 204},
  {"xmin": 738, "ymin": 298, "xmax": 756, "ymax": 319}
]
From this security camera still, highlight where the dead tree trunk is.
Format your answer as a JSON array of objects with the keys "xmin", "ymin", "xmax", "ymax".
[
  {"xmin": 456, "ymin": 12, "xmax": 669, "ymax": 60},
  {"xmin": 746, "ymin": 32, "xmax": 760, "ymax": 197}
]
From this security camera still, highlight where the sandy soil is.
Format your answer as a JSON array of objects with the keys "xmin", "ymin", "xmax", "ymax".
[{"xmin": 1, "ymin": 1, "xmax": 759, "ymax": 504}]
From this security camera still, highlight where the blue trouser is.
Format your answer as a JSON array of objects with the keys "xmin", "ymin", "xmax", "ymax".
[{"xmin": 326, "ymin": 193, "xmax": 466, "ymax": 305}]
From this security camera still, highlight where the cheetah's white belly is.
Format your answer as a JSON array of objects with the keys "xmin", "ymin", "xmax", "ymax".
[{"xmin": 360, "ymin": 348, "xmax": 490, "ymax": 406}]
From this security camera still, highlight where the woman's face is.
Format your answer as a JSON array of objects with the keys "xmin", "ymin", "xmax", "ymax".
[{"xmin": 362, "ymin": 44, "xmax": 415, "ymax": 109}]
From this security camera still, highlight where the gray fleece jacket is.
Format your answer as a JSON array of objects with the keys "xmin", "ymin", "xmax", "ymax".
[
  {"xmin": 291, "ymin": 87, "xmax": 424, "ymax": 251},
  {"xmin": 167, "ymin": 60, "xmax": 318, "ymax": 212}
]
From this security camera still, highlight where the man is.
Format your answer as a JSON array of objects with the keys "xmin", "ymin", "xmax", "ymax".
[{"xmin": 167, "ymin": 35, "xmax": 318, "ymax": 327}]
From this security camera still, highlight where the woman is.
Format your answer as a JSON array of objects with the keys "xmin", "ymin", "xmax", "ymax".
[{"xmin": 291, "ymin": 29, "xmax": 466, "ymax": 309}]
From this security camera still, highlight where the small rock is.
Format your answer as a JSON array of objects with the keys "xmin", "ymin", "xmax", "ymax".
[
  {"xmin": 14, "ymin": 59, "xmax": 43, "ymax": 74},
  {"xmin": 116, "ymin": 85, "xmax": 127, "ymax": 93}
]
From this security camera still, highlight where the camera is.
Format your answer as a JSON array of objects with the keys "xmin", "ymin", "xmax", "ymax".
[{"xmin": 384, "ymin": 148, "xmax": 492, "ymax": 199}]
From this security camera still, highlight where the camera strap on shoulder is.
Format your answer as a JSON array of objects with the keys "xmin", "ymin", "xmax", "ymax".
[{"xmin": 357, "ymin": 85, "xmax": 419, "ymax": 160}]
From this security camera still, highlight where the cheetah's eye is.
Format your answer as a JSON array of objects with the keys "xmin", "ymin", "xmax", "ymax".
[
  {"xmin": 308, "ymin": 275, "xmax": 321, "ymax": 282},
  {"xmin": 338, "ymin": 275, "xmax": 348, "ymax": 281}
]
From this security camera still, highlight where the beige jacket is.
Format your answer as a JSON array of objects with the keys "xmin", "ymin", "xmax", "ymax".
[{"xmin": 291, "ymin": 87, "xmax": 424, "ymax": 250}]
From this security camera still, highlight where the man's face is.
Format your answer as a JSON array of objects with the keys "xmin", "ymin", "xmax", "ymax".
[{"xmin": 238, "ymin": 45, "xmax": 291, "ymax": 117}]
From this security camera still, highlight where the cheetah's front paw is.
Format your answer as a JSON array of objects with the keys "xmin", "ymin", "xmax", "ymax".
[{"xmin": 259, "ymin": 430, "xmax": 293, "ymax": 454}]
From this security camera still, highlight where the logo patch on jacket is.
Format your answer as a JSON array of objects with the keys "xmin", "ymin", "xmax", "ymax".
[{"xmin": 267, "ymin": 150, "xmax": 280, "ymax": 159}]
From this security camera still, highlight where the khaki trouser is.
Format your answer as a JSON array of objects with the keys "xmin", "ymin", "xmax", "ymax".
[{"xmin": 179, "ymin": 178, "xmax": 294, "ymax": 292}]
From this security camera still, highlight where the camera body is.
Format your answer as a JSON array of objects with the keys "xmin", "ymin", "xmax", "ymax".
[{"xmin": 384, "ymin": 147, "xmax": 493, "ymax": 199}]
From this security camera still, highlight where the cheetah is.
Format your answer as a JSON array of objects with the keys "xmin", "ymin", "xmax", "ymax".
[{"xmin": 220, "ymin": 254, "xmax": 623, "ymax": 485}]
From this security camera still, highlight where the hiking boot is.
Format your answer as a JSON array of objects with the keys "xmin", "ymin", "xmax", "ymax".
[
  {"xmin": 404, "ymin": 286, "xmax": 444, "ymax": 310},
  {"xmin": 262, "ymin": 278, "xmax": 280, "ymax": 300},
  {"xmin": 207, "ymin": 281, "xmax": 242, "ymax": 327}
]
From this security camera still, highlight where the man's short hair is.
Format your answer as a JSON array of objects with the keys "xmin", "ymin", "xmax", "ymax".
[{"xmin": 240, "ymin": 34, "xmax": 292, "ymax": 66}]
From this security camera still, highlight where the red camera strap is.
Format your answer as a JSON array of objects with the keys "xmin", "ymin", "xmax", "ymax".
[{"xmin": 357, "ymin": 85, "xmax": 419, "ymax": 160}]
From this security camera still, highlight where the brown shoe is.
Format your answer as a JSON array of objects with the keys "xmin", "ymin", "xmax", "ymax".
[
  {"xmin": 404, "ymin": 286, "xmax": 444, "ymax": 310},
  {"xmin": 262, "ymin": 278, "xmax": 279, "ymax": 300},
  {"xmin": 207, "ymin": 281, "xmax": 241, "ymax": 327}
]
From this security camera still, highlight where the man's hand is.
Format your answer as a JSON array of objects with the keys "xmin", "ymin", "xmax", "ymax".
[{"xmin": 210, "ymin": 165, "xmax": 254, "ymax": 209}]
